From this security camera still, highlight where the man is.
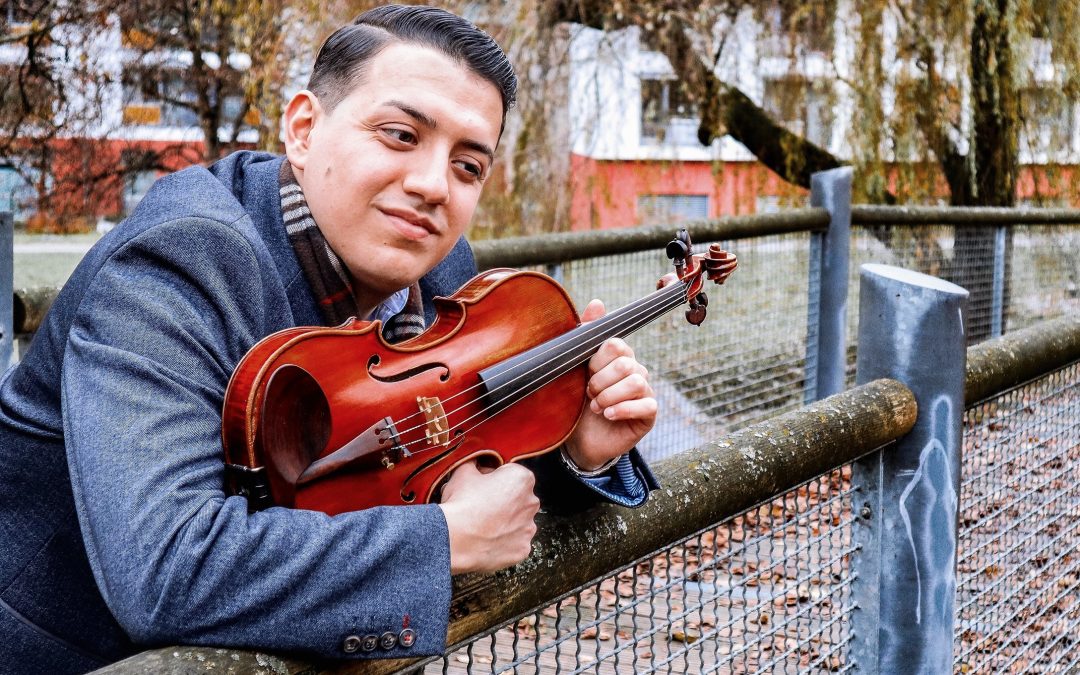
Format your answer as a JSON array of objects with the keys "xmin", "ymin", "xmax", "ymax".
[{"xmin": 0, "ymin": 5, "xmax": 657, "ymax": 672}]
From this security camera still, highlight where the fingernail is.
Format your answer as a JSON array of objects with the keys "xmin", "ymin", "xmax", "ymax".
[
  {"xmin": 604, "ymin": 407, "xmax": 616, "ymax": 419},
  {"xmin": 591, "ymin": 400, "xmax": 601, "ymax": 414}
]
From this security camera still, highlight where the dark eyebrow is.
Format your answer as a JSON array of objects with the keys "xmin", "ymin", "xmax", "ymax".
[
  {"xmin": 461, "ymin": 139, "xmax": 495, "ymax": 165},
  {"xmin": 384, "ymin": 100, "xmax": 438, "ymax": 129},
  {"xmin": 382, "ymin": 99, "xmax": 495, "ymax": 164}
]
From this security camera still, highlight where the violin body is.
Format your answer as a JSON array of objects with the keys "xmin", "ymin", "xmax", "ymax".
[
  {"xmin": 222, "ymin": 230, "xmax": 737, "ymax": 516},
  {"xmin": 222, "ymin": 269, "xmax": 588, "ymax": 515}
]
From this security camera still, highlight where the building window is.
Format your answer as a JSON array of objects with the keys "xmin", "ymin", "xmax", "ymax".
[
  {"xmin": 123, "ymin": 171, "xmax": 157, "ymax": 215},
  {"xmin": 120, "ymin": 150, "xmax": 159, "ymax": 214},
  {"xmin": 762, "ymin": 76, "xmax": 834, "ymax": 148},
  {"xmin": 755, "ymin": 196, "xmax": 782, "ymax": 214},
  {"xmin": 122, "ymin": 69, "xmax": 200, "ymax": 128},
  {"xmin": 641, "ymin": 78, "xmax": 702, "ymax": 145},
  {"xmin": 1032, "ymin": 0, "xmax": 1062, "ymax": 39},
  {"xmin": 0, "ymin": 164, "xmax": 39, "ymax": 222},
  {"xmin": 2, "ymin": 0, "xmax": 35, "ymax": 27},
  {"xmin": 1020, "ymin": 86, "xmax": 1073, "ymax": 156},
  {"xmin": 760, "ymin": 0, "xmax": 835, "ymax": 55},
  {"xmin": 638, "ymin": 194, "xmax": 709, "ymax": 226}
]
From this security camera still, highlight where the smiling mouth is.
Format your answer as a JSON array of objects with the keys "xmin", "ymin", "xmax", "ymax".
[{"xmin": 381, "ymin": 208, "xmax": 438, "ymax": 241}]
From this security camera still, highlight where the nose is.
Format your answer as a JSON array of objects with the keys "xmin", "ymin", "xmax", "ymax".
[{"xmin": 402, "ymin": 154, "xmax": 450, "ymax": 205}]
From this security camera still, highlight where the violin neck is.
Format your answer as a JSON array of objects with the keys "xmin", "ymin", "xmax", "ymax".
[
  {"xmin": 575, "ymin": 280, "xmax": 690, "ymax": 347},
  {"xmin": 477, "ymin": 280, "xmax": 690, "ymax": 415}
]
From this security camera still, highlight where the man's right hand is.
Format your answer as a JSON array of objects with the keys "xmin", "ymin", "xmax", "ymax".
[{"xmin": 438, "ymin": 461, "xmax": 540, "ymax": 574}]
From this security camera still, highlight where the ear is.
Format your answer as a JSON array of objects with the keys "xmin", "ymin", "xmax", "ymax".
[{"xmin": 283, "ymin": 90, "xmax": 321, "ymax": 171}]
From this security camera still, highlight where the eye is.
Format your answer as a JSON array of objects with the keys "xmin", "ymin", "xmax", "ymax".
[
  {"xmin": 382, "ymin": 127, "xmax": 417, "ymax": 145},
  {"xmin": 454, "ymin": 159, "xmax": 485, "ymax": 180}
]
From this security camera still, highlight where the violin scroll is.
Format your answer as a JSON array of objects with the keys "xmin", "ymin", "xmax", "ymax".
[
  {"xmin": 663, "ymin": 230, "xmax": 738, "ymax": 326},
  {"xmin": 702, "ymin": 243, "xmax": 738, "ymax": 285}
]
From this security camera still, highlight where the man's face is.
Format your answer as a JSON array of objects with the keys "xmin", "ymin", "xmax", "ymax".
[{"xmin": 285, "ymin": 42, "xmax": 503, "ymax": 304}]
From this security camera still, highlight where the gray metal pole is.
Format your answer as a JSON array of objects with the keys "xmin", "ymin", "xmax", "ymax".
[
  {"xmin": 804, "ymin": 167, "xmax": 852, "ymax": 403},
  {"xmin": 0, "ymin": 211, "xmax": 12, "ymax": 368},
  {"xmin": 990, "ymin": 225, "xmax": 1007, "ymax": 338},
  {"xmin": 849, "ymin": 264, "xmax": 968, "ymax": 674}
]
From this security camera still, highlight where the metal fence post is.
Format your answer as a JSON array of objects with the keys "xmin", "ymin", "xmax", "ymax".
[
  {"xmin": 990, "ymin": 225, "xmax": 1007, "ymax": 338},
  {"xmin": 0, "ymin": 211, "xmax": 11, "ymax": 368},
  {"xmin": 544, "ymin": 262, "xmax": 564, "ymax": 285},
  {"xmin": 804, "ymin": 166, "xmax": 852, "ymax": 404},
  {"xmin": 849, "ymin": 264, "xmax": 968, "ymax": 674}
]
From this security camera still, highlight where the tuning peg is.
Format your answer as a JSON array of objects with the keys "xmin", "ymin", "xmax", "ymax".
[
  {"xmin": 685, "ymin": 294, "xmax": 707, "ymax": 326},
  {"xmin": 666, "ymin": 238, "xmax": 689, "ymax": 261}
]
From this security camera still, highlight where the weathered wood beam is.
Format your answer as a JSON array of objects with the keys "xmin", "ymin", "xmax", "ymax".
[
  {"xmin": 472, "ymin": 207, "xmax": 829, "ymax": 269},
  {"xmin": 13, "ymin": 286, "xmax": 58, "ymax": 334},
  {"xmin": 965, "ymin": 314, "xmax": 1080, "ymax": 406}
]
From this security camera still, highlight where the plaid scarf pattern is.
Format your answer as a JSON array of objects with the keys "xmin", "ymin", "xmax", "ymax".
[{"xmin": 278, "ymin": 161, "xmax": 426, "ymax": 342}]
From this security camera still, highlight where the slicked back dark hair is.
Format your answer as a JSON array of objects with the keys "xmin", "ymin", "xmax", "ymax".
[{"xmin": 307, "ymin": 5, "xmax": 517, "ymax": 126}]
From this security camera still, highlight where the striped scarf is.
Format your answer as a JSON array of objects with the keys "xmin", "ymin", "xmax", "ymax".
[{"xmin": 278, "ymin": 161, "xmax": 426, "ymax": 342}]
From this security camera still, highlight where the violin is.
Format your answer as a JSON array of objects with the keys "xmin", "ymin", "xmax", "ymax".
[{"xmin": 221, "ymin": 230, "xmax": 736, "ymax": 515}]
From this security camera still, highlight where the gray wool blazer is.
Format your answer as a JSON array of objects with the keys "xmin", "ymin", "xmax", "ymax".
[{"xmin": 0, "ymin": 151, "xmax": 655, "ymax": 673}]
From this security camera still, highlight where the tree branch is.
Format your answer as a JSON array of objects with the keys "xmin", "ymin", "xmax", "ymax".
[{"xmin": 540, "ymin": 0, "xmax": 852, "ymax": 193}]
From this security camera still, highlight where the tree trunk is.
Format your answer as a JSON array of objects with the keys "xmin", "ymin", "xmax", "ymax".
[{"xmin": 950, "ymin": 0, "xmax": 1018, "ymax": 343}]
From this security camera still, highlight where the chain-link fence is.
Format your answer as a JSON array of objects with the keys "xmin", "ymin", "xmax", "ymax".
[
  {"xmin": 550, "ymin": 232, "xmax": 814, "ymax": 461},
  {"xmin": 955, "ymin": 361, "xmax": 1080, "ymax": 673},
  {"xmin": 420, "ymin": 465, "xmax": 858, "ymax": 675},
  {"xmin": 533, "ymin": 221, "xmax": 1079, "ymax": 461}
]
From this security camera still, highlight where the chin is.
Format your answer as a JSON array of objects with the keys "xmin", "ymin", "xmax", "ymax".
[{"xmin": 383, "ymin": 250, "xmax": 440, "ymax": 281}]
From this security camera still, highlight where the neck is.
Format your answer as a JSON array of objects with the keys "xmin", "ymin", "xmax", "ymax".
[{"xmin": 353, "ymin": 288, "xmax": 385, "ymax": 321}]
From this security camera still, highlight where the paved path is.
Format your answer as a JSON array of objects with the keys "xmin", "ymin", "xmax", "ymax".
[{"xmin": 14, "ymin": 242, "xmax": 95, "ymax": 254}]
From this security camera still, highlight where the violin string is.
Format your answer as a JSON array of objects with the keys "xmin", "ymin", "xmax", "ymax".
[
  {"xmin": 397, "ymin": 291, "xmax": 690, "ymax": 456},
  {"xmin": 389, "ymin": 281, "xmax": 689, "ymax": 449},
  {"xmin": 385, "ymin": 280, "xmax": 689, "ymax": 445},
  {"xmin": 393, "ymin": 287, "xmax": 690, "ymax": 454}
]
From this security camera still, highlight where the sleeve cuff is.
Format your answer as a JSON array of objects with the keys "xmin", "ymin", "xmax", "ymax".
[
  {"xmin": 526, "ymin": 446, "xmax": 658, "ymax": 513},
  {"xmin": 572, "ymin": 447, "xmax": 659, "ymax": 508}
]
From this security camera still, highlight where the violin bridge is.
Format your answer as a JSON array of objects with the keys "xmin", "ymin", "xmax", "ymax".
[{"xmin": 417, "ymin": 396, "xmax": 451, "ymax": 446}]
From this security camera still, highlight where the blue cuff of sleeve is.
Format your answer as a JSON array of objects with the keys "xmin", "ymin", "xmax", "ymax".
[{"xmin": 573, "ymin": 447, "xmax": 658, "ymax": 508}]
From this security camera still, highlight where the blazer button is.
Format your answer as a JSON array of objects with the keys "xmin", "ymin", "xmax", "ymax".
[
  {"xmin": 362, "ymin": 634, "xmax": 379, "ymax": 652},
  {"xmin": 342, "ymin": 635, "xmax": 362, "ymax": 653},
  {"xmin": 380, "ymin": 631, "xmax": 398, "ymax": 650},
  {"xmin": 399, "ymin": 628, "xmax": 417, "ymax": 648}
]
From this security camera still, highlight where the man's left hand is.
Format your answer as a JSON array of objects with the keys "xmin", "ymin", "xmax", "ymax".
[{"xmin": 563, "ymin": 299, "xmax": 657, "ymax": 472}]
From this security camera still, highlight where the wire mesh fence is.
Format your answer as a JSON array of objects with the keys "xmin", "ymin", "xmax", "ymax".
[
  {"xmin": 845, "ymin": 224, "xmax": 1078, "ymax": 385},
  {"xmin": 417, "ymin": 466, "xmax": 858, "ymax": 674},
  {"xmin": 955, "ymin": 361, "xmax": 1080, "ymax": 673},
  {"xmin": 1007, "ymin": 226, "xmax": 1080, "ymax": 331},
  {"xmin": 550, "ymin": 232, "xmax": 813, "ymax": 462},
  {"xmin": 848, "ymin": 225, "xmax": 1080, "ymax": 347},
  {"xmin": 539, "ymin": 224, "xmax": 1078, "ymax": 461}
]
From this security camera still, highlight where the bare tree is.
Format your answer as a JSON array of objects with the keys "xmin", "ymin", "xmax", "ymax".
[
  {"xmin": 115, "ymin": 0, "xmax": 286, "ymax": 160},
  {"xmin": 0, "ymin": 0, "xmax": 291, "ymax": 228}
]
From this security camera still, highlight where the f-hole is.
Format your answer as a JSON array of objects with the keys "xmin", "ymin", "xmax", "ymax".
[{"xmin": 367, "ymin": 354, "xmax": 451, "ymax": 383}]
